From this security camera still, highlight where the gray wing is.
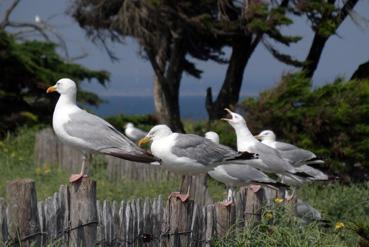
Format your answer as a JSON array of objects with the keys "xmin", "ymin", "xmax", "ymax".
[
  {"xmin": 248, "ymin": 141, "xmax": 296, "ymax": 174},
  {"xmin": 222, "ymin": 165, "xmax": 276, "ymax": 184},
  {"xmin": 274, "ymin": 141, "xmax": 299, "ymax": 151},
  {"xmin": 171, "ymin": 134, "xmax": 240, "ymax": 166},
  {"xmin": 64, "ymin": 110, "xmax": 159, "ymax": 163},
  {"xmin": 295, "ymin": 165, "xmax": 328, "ymax": 180},
  {"xmin": 279, "ymin": 148, "xmax": 316, "ymax": 166}
]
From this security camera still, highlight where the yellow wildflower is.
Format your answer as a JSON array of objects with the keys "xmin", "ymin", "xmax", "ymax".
[
  {"xmin": 335, "ymin": 222, "xmax": 345, "ymax": 230},
  {"xmin": 265, "ymin": 212, "xmax": 273, "ymax": 220},
  {"xmin": 43, "ymin": 166, "xmax": 51, "ymax": 175},
  {"xmin": 274, "ymin": 198, "xmax": 284, "ymax": 203}
]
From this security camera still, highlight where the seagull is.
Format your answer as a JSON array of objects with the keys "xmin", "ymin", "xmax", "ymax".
[
  {"xmin": 295, "ymin": 199, "xmax": 323, "ymax": 224},
  {"xmin": 254, "ymin": 130, "xmax": 327, "ymax": 187},
  {"xmin": 222, "ymin": 108, "xmax": 306, "ymax": 177},
  {"xmin": 124, "ymin": 122, "xmax": 147, "ymax": 142},
  {"xmin": 205, "ymin": 131, "xmax": 284, "ymax": 206},
  {"xmin": 47, "ymin": 78, "xmax": 160, "ymax": 183},
  {"xmin": 254, "ymin": 130, "xmax": 324, "ymax": 167},
  {"xmin": 138, "ymin": 125, "xmax": 258, "ymax": 202}
]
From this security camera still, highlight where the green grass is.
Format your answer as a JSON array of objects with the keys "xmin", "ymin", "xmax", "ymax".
[{"xmin": 1, "ymin": 127, "xmax": 369, "ymax": 246}]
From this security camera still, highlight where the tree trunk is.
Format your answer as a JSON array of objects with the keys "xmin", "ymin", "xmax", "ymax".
[
  {"xmin": 206, "ymin": 36, "xmax": 253, "ymax": 120},
  {"xmin": 153, "ymin": 76, "xmax": 169, "ymax": 123},
  {"xmin": 302, "ymin": 0, "xmax": 359, "ymax": 78},
  {"xmin": 301, "ymin": 34, "xmax": 329, "ymax": 78},
  {"xmin": 150, "ymin": 35, "xmax": 185, "ymax": 132}
]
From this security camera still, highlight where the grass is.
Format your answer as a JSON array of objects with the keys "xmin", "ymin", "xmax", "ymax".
[{"xmin": 1, "ymin": 127, "xmax": 369, "ymax": 246}]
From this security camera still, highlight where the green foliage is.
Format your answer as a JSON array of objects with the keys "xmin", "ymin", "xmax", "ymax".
[
  {"xmin": 214, "ymin": 203, "xmax": 350, "ymax": 247},
  {"xmin": 0, "ymin": 31, "xmax": 109, "ymax": 135},
  {"xmin": 241, "ymin": 73, "xmax": 369, "ymax": 179}
]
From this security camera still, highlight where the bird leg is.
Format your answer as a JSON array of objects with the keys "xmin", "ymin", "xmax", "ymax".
[
  {"xmin": 221, "ymin": 187, "xmax": 234, "ymax": 206},
  {"xmin": 285, "ymin": 188, "xmax": 296, "ymax": 201},
  {"xmin": 168, "ymin": 176, "xmax": 190, "ymax": 202},
  {"xmin": 69, "ymin": 154, "xmax": 88, "ymax": 183}
]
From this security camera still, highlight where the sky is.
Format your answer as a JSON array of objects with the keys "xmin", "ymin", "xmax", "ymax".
[{"xmin": 3, "ymin": 0, "xmax": 369, "ymax": 98}]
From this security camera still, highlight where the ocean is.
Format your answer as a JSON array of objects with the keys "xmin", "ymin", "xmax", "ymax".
[{"xmin": 87, "ymin": 95, "xmax": 208, "ymax": 120}]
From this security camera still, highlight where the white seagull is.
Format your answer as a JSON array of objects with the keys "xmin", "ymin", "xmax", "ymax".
[
  {"xmin": 138, "ymin": 125, "xmax": 258, "ymax": 202},
  {"xmin": 47, "ymin": 78, "xmax": 160, "ymax": 183},
  {"xmin": 205, "ymin": 131, "xmax": 283, "ymax": 206},
  {"xmin": 254, "ymin": 130, "xmax": 327, "ymax": 184},
  {"xmin": 222, "ymin": 108, "xmax": 306, "ymax": 178},
  {"xmin": 124, "ymin": 122, "xmax": 147, "ymax": 142},
  {"xmin": 254, "ymin": 130, "xmax": 324, "ymax": 167}
]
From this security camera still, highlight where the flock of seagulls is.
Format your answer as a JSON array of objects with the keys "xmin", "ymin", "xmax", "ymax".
[{"xmin": 47, "ymin": 78, "xmax": 327, "ymax": 212}]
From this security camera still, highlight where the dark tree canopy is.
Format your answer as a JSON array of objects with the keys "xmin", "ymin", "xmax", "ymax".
[
  {"xmin": 0, "ymin": 31, "xmax": 109, "ymax": 135},
  {"xmin": 70, "ymin": 0, "xmax": 228, "ymax": 131}
]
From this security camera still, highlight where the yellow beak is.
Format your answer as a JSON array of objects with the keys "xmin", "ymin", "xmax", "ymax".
[
  {"xmin": 138, "ymin": 136, "xmax": 151, "ymax": 147},
  {"xmin": 46, "ymin": 85, "xmax": 57, "ymax": 94}
]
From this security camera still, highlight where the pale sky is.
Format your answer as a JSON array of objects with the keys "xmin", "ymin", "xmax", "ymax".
[{"xmin": 3, "ymin": 0, "xmax": 369, "ymax": 97}]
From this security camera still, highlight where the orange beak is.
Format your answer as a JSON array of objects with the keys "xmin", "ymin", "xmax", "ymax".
[
  {"xmin": 46, "ymin": 85, "xmax": 57, "ymax": 93},
  {"xmin": 138, "ymin": 136, "xmax": 151, "ymax": 147}
]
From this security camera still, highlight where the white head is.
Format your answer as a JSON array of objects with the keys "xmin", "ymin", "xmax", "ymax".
[
  {"xmin": 255, "ymin": 130, "xmax": 276, "ymax": 141},
  {"xmin": 204, "ymin": 131, "xmax": 220, "ymax": 144},
  {"xmin": 46, "ymin": 78, "xmax": 77, "ymax": 96},
  {"xmin": 138, "ymin": 124, "xmax": 173, "ymax": 146},
  {"xmin": 125, "ymin": 122, "xmax": 134, "ymax": 129},
  {"xmin": 222, "ymin": 108, "xmax": 246, "ymax": 129}
]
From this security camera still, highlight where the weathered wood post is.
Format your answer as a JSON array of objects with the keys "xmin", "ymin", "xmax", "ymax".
[
  {"xmin": 179, "ymin": 175, "xmax": 213, "ymax": 207},
  {"xmin": 0, "ymin": 198, "xmax": 8, "ymax": 243},
  {"xmin": 6, "ymin": 179, "xmax": 41, "ymax": 246},
  {"xmin": 68, "ymin": 177, "xmax": 98, "ymax": 246},
  {"xmin": 214, "ymin": 202, "xmax": 236, "ymax": 238},
  {"xmin": 162, "ymin": 197, "xmax": 196, "ymax": 247}
]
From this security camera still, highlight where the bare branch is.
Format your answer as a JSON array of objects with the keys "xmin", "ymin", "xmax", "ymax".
[
  {"xmin": 0, "ymin": 0, "xmax": 20, "ymax": 29},
  {"xmin": 263, "ymin": 39, "xmax": 304, "ymax": 67},
  {"xmin": 7, "ymin": 22, "xmax": 51, "ymax": 41}
]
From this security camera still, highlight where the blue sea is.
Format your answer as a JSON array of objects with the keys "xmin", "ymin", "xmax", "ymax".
[{"xmin": 87, "ymin": 95, "xmax": 208, "ymax": 120}]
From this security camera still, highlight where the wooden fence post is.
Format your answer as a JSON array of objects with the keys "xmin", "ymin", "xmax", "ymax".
[
  {"xmin": 214, "ymin": 202, "xmax": 236, "ymax": 238},
  {"xmin": 6, "ymin": 179, "xmax": 41, "ymax": 246},
  {"xmin": 180, "ymin": 175, "xmax": 213, "ymax": 207},
  {"xmin": 162, "ymin": 197, "xmax": 196, "ymax": 247},
  {"xmin": 0, "ymin": 198, "xmax": 8, "ymax": 243},
  {"xmin": 68, "ymin": 177, "xmax": 98, "ymax": 247}
]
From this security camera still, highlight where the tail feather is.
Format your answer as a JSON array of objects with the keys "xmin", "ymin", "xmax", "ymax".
[
  {"xmin": 253, "ymin": 180, "xmax": 289, "ymax": 189},
  {"xmin": 102, "ymin": 148, "xmax": 161, "ymax": 163},
  {"xmin": 226, "ymin": 151, "xmax": 259, "ymax": 161}
]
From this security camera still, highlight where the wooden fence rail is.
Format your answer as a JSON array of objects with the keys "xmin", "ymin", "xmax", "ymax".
[{"xmin": 0, "ymin": 178, "xmax": 278, "ymax": 247}]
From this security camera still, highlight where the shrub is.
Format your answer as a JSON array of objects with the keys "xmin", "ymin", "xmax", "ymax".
[{"xmin": 240, "ymin": 73, "xmax": 369, "ymax": 180}]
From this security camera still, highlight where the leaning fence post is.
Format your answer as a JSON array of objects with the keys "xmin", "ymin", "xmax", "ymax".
[
  {"xmin": 68, "ymin": 177, "xmax": 98, "ymax": 246},
  {"xmin": 6, "ymin": 179, "xmax": 41, "ymax": 246}
]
